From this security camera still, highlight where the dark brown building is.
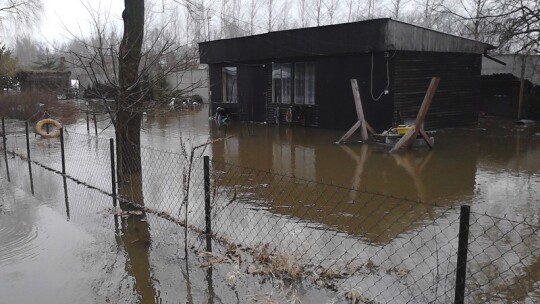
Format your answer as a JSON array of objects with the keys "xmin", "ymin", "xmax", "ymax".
[
  {"xmin": 199, "ymin": 18, "xmax": 494, "ymax": 131},
  {"xmin": 17, "ymin": 70, "xmax": 71, "ymax": 96}
]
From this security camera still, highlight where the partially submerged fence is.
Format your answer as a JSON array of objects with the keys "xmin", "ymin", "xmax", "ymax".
[{"xmin": 1, "ymin": 117, "xmax": 539, "ymax": 303}]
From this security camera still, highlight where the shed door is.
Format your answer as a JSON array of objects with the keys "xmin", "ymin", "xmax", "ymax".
[{"xmin": 239, "ymin": 66, "xmax": 267, "ymax": 122}]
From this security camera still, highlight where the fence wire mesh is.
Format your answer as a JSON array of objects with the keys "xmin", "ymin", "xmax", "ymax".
[
  {"xmin": 466, "ymin": 212, "xmax": 540, "ymax": 303},
  {"xmin": 1, "ymin": 121, "xmax": 539, "ymax": 303}
]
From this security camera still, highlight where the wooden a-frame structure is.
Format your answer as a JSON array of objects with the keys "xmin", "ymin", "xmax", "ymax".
[{"xmin": 337, "ymin": 77, "xmax": 440, "ymax": 152}]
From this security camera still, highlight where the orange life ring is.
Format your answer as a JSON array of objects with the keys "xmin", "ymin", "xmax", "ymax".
[{"xmin": 35, "ymin": 118, "xmax": 62, "ymax": 138}]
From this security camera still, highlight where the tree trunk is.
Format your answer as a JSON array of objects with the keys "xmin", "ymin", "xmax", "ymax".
[
  {"xmin": 117, "ymin": 0, "xmax": 145, "ymax": 181},
  {"xmin": 116, "ymin": 3, "xmax": 156, "ymax": 302}
]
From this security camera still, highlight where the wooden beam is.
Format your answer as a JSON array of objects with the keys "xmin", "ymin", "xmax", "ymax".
[
  {"xmin": 351, "ymin": 79, "xmax": 369, "ymax": 141},
  {"xmin": 390, "ymin": 77, "xmax": 440, "ymax": 152},
  {"xmin": 336, "ymin": 79, "xmax": 375, "ymax": 144},
  {"xmin": 337, "ymin": 120, "xmax": 362, "ymax": 144},
  {"xmin": 419, "ymin": 129, "xmax": 434, "ymax": 149}
]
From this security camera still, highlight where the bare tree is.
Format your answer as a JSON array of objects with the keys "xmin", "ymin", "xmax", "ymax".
[
  {"xmin": 404, "ymin": 0, "xmax": 449, "ymax": 28},
  {"xmin": 298, "ymin": 0, "xmax": 310, "ymax": 27},
  {"xmin": 436, "ymin": 0, "xmax": 500, "ymax": 42},
  {"xmin": 65, "ymin": 1, "xmax": 200, "ymax": 185},
  {"xmin": 267, "ymin": 0, "xmax": 275, "ymax": 31},
  {"xmin": 0, "ymin": 0, "xmax": 42, "ymax": 30},
  {"xmin": 324, "ymin": 0, "xmax": 342, "ymax": 24},
  {"xmin": 247, "ymin": 0, "xmax": 262, "ymax": 34},
  {"xmin": 175, "ymin": 0, "xmax": 213, "ymax": 42},
  {"xmin": 390, "ymin": 0, "xmax": 411, "ymax": 19},
  {"xmin": 367, "ymin": 0, "xmax": 375, "ymax": 19},
  {"xmin": 265, "ymin": 0, "xmax": 285, "ymax": 32},
  {"xmin": 314, "ymin": 0, "xmax": 324, "ymax": 26},
  {"xmin": 346, "ymin": 0, "xmax": 356, "ymax": 22},
  {"xmin": 496, "ymin": 0, "xmax": 539, "ymax": 53}
]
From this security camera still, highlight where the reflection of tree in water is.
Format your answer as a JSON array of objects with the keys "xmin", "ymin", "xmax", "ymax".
[{"xmin": 117, "ymin": 172, "xmax": 157, "ymax": 303}]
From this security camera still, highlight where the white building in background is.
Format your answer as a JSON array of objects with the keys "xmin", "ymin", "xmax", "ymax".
[
  {"xmin": 482, "ymin": 54, "xmax": 540, "ymax": 85},
  {"xmin": 166, "ymin": 65, "xmax": 210, "ymax": 103}
]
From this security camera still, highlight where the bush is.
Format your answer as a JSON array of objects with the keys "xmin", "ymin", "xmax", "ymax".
[
  {"xmin": 0, "ymin": 90, "xmax": 79, "ymax": 124},
  {"xmin": 190, "ymin": 94, "xmax": 202, "ymax": 104}
]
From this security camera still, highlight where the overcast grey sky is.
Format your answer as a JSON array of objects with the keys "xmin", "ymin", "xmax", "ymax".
[{"xmin": 38, "ymin": 0, "xmax": 123, "ymax": 45}]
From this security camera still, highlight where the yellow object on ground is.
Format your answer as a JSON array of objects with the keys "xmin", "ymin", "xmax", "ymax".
[{"xmin": 396, "ymin": 125, "xmax": 413, "ymax": 135}]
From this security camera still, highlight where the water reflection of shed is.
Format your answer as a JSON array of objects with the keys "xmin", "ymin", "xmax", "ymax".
[
  {"xmin": 199, "ymin": 18, "xmax": 493, "ymax": 131},
  {"xmin": 209, "ymin": 124, "xmax": 479, "ymax": 244}
]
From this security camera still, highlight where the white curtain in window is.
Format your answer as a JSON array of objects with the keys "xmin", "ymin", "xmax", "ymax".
[
  {"xmin": 272, "ymin": 63, "xmax": 282, "ymax": 103},
  {"xmin": 305, "ymin": 63, "xmax": 315, "ymax": 105},
  {"xmin": 223, "ymin": 67, "xmax": 237, "ymax": 103},
  {"xmin": 294, "ymin": 63, "xmax": 305, "ymax": 104},
  {"xmin": 281, "ymin": 63, "xmax": 292, "ymax": 104}
]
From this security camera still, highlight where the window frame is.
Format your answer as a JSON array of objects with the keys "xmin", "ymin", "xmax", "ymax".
[
  {"xmin": 272, "ymin": 62, "xmax": 315, "ymax": 105},
  {"xmin": 222, "ymin": 66, "xmax": 238, "ymax": 103}
]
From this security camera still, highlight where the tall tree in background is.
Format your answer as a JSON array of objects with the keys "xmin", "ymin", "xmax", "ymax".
[
  {"xmin": 266, "ymin": 0, "xmax": 275, "ymax": 31},
  {"xmin": 324, "ymin": 0, "xmax": 342, "ymax": 24},
  {"xmin": 314, "ymin": 0, "xmax": 324, "ymax": 26},
  {"xmin": 390, "ymin": 0, "xmax": 410, "ymax": 19},
  {"xmin": 247, "ymin": 0, "xmax": 262, "ymax": 34},
  {"xmin": 0, "ymin": 45, "xmax": 17, "ymax": 91},
  {"xmin": 438, "ymin": 0, "xmax": 501, "ymax": 43},
  {"xmin": 298, "ymin": 0, "xmax": 309, "ymax": 27},
  {"xmin": 497, "ymin": 0, "xmax": 540, "ymax": 53}
]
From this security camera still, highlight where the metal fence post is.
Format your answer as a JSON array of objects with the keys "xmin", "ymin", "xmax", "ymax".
[
  {"xmin": 25, "ymin": 122, "xmax": 34, "ymax": 195},
  {"xmin": 86, "ymin": 110, "xmax": 90, "ymax": 133},
  {"xmin": 204, "ymin": 156, "xmax": 212, "ymax": 252},
  {"xmin": 60, "ymin": 128, "xmax": 66, "ymax": 176},
  {"xmin": 93, "ymin": 112, "xmax": 98, "ymax": 135},
  {"xmin": 60, "ymin": 128, "xmax": 70, "ymax": 219},
  {"xmin": 2, "ymin": 117, "xmax": 10, "ymax": 182},
  {"xmin": 454, "ymin": 205, "xmax": 471, "ymax": 304},
  {"xmin": 110, "ymin": 138, "xmax": 117, "ymax": 207}
]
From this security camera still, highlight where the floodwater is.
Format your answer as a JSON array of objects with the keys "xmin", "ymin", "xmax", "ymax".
[{"xmin": 1, "ymin": 104, "xmax": 539, "ymax": 303}]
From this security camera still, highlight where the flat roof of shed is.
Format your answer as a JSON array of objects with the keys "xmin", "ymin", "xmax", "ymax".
[{"xmin": 199, "ymin": 18, "xmax": 494, "ymax": 64}]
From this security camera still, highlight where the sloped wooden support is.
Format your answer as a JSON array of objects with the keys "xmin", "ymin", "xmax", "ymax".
[
  {"xmin": 336, "ymin": 79, "xmax": 376, "ymax": 144},
  {"xmin": 390, "ymin": 77, "xmax": 440, "ymax": 153}
]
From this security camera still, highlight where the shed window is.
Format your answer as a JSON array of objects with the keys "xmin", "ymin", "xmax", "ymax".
[
  {"xmin": 222, "ymin": 67, "xmax": 237, "ymax": 103},
  {"xmin": 272, "ymin": 64, "xmax": 282, "ymax": 103},
  {"xmin": 305, "ymin": 63, "xmax": 315, "ymax": 105},
  {"xmin": 281, "ymin": 64, "xmax": 292, "ymax": 104},
  {"xmin": 273, "ymin": 62, "xmax": 315, "ymax": 105},
  {"xmin": 295, "ymin": 62, "xmax": 315, "ymax": 105}
]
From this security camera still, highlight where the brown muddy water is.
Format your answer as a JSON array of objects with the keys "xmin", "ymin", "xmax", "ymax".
[{"xmin": 1, "ymin": 104, "xmax": 539, "ymax": 303}]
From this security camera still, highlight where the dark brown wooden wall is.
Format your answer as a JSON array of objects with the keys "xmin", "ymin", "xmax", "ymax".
[
  {"xmin": 314, "ymin": 53, "xmax": 393, "ymax": 131},
  {"xmin": 393, "ymin": 52, "xmax": 482, "ymax": 130},
  {"xmin": 209, "ymin": 51, "xmax": 483, "ymax": 131}
]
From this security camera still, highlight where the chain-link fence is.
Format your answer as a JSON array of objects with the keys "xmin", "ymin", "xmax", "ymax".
[{"xmin": 1, "ymin": 117, "xmax": 539, "ymax": 303}]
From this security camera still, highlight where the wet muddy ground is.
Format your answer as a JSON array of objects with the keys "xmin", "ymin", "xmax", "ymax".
[{"xmin": 1, "ymin": 103, "xmax": 539, "ymax": 303}]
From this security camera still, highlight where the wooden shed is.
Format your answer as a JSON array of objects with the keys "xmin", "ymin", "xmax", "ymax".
[
  {"xmin": 199, "ymin": 18, "xmax": 494, "ymax": 131},
  {"xmin": 16, "ymin": 70, "xmax": 71, "ymax": 95}
]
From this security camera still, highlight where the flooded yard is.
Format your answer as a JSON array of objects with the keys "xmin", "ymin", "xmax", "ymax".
[{"xmin": 1, "ymin": 104, "xmax": 539, "ymax": 303}]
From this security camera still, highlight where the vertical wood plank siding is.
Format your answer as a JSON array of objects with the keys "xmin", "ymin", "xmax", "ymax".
[{"xmin": 393, "ymin": 52, "xmax": 482, "ymax": 130}]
